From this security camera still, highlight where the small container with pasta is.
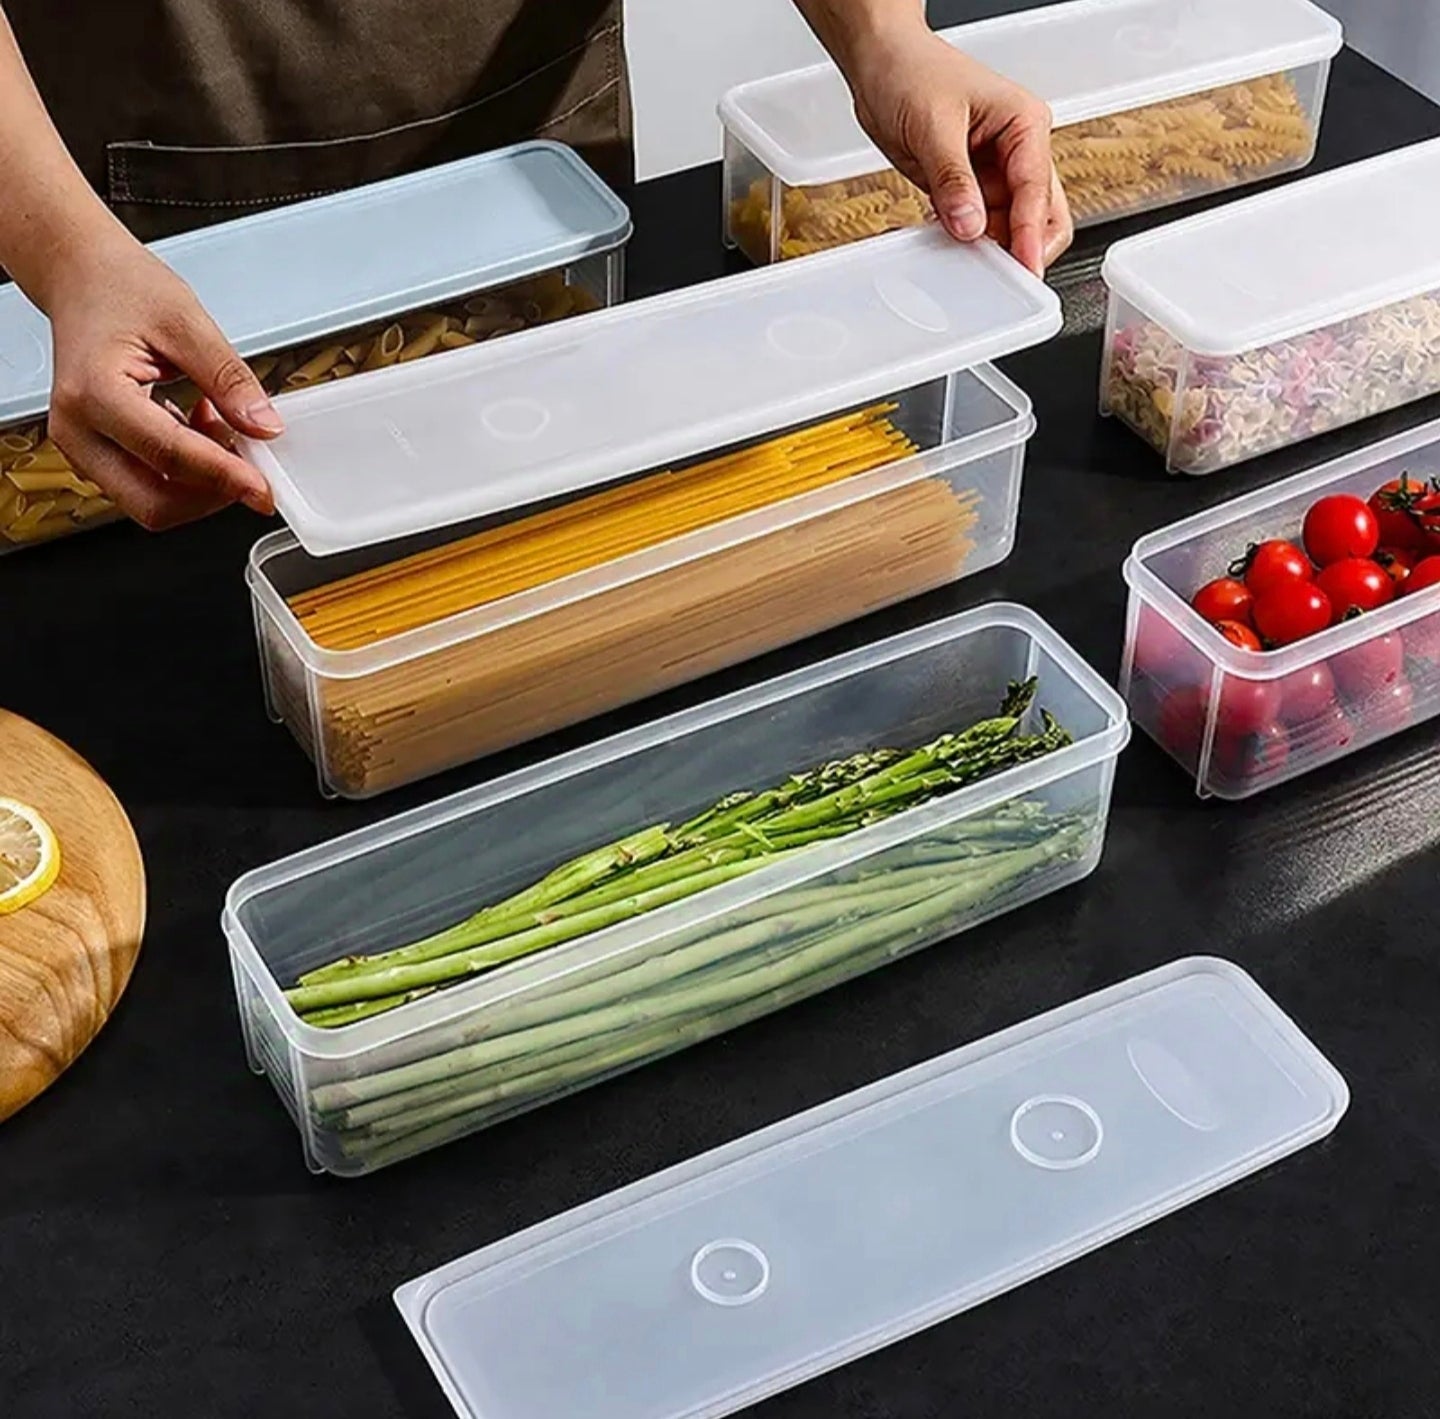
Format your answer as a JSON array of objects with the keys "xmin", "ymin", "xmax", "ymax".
[
  {"xmin": 1101, "ymin": 136, "xmax": 1440, "ymax": 474},
  {"xmin": 0, "ymin": 141, "xmax": 630, "ymax": 552},
  {"xmin": 718, "ymin": 0, "xmax": 1342, "ymax": 262},
  {"xmin": 241, "ymin": 225, "xmax": 1061, "ymax": 798}
]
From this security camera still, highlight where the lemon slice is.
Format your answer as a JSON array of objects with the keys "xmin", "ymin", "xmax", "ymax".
[{"xmin": 0, "ymin": 797, "xmax": 61, "ymax": 915}]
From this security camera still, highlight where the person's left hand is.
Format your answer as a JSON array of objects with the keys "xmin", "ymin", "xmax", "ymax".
[{"xmin": 842, "ymin": 22, "xmax": 1072, "ymax": 274}]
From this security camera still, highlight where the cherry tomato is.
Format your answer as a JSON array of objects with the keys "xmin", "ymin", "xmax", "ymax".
[
  {"xmin": 1367, "ymin": 678, "xmax": 1417, "ymax": 737},
  {"xmin": 1191, "ymin": 576, "xmax": 1254, "ymax": 627},
  {"xmin": 1329, "ymin": 631, "xmax": 1406, "ymax": 702},
  {"xmin": 1156, "ymin": 684, "xmax": 1209, "ymax": 761},
  {"xmin": 1310, "ymin": 703, "xmax": 1357, "ymax": 756},
  {"xmin": 1216, "ymin": 673, "xmax": 1282, "ymax": 737},
  {"xmin": 1314, "ymin": 558, "xmax": 1395, "ymax": 620},
  {"xmin": 1132, "ymin": 605, "xmax": 1196, "ymax": 688},
  {"xmin": 1303, "ymin": 494, "xmax": 1380, "ymax": 566},
  {"xmin": 1403, "ymin": 555, "xmax": 1440, "ymax": 597},
  {"xmin": 1376, "ymin": 547, "xmax": 1415, "ymax": 589},
  {"xmin": 1368, "ymin": 475, "xmax": 1436, "ymax": 554},
  {"xmin": 1214, "ymin": 619, "xmax": 1262, "ymax": 651},
  {"xmin": 1403, "ymin": 606, "xmax": 1440, "ymax": 665},
  {"xmin": 1278, "ymin": 662, "xmax": 1337, "ymax": 726},
  {"xmin": 1231, "ymin": 539, "xmax": 1313, "ymax": 596},
  {"xmin": 1215, "ymin": 721, "xmax": 1290, "ymax": 782},
  {"xmin": 1252, "ymin": 581, "xmax": 1333, "ymax": 646}
]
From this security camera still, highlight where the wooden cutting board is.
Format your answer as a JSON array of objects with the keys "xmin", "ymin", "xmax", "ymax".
[{"xmin": 0, "ymin": 709, "xmax": 145, "ymax": 1122}]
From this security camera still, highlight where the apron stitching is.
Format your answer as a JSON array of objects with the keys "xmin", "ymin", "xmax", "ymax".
[
  {"xmin": 112, "ymin": 189, "xmax": 348, "ymax": 210},
  {"xmin": 533, "ymin": 76, "xmax": 621, "ymax": 134},
  {"xmin": 105, "ymin": 23, "xmax": 622, "ymax": 159}
]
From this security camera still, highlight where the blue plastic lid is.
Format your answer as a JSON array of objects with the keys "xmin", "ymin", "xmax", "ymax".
[{"xmin": 0, "ymin": 140, "xmax": 630, "ymax": 427}]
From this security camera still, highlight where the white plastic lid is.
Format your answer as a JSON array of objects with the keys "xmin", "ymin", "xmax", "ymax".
[
  {"xmin": 719, "ymin": 0, "xmax": 1341, "ymax": 188},
  {"xmin": 396, "ymin": 957, "xmax": 1347, "ymax": 1419},
  {"xmin": 1103, "ymin": 136, "xmax": 1440, "ymax": 356},
  {"xmin": 0, "ymin": 141, "xmax": 630, "ymax": 428},
  {"xmin": 240, "ymin": 225, "xmax": 1061, "ymax": 557}
]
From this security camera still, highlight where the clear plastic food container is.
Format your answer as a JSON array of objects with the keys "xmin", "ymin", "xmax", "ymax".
[
  {"xmin": 395, "ymin": 958, "xmax": 1345, "ymax": 1419},
  {"xmin": 1102, "ymin": 137, "xmax": 1440, "ymax": 474},
  {"xmin": 0, "ymin": 141, "xmax": 629, "ymax": 551},
  {"xmin": 719, "ymin": 0, "xmax": 1341, "ymax": 263},
  {"xmin": 241, "ymin": 225, "xmax": 1061, "ymax": 797},
  {"xmin": 1122, "ymin": 419, "xmax": 1440, "ymax": 798},
  {"xmin": 223, "ymin": 604, "xmax": 1130, "ymax": 1176}
]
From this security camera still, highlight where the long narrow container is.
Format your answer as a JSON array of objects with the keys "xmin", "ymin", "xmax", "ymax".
[
  {"xmin": 1102, "ymin": 137, "xmax": 1440, "ymax": 474},
  {"xmin": 719, "ymin": 0, "xmax": 1342, "ymax": 263},
  {"xmin": 0, "ymin": 142, "xmax": 629, "ymax": 550},
  {"xmin": 1122, "ymin": 419, "xmax": 1440, "ymax": 797},
  {"xmin": 242, "ymin": 225, "xmax": 1061, "ymax": 797},
  {"xmin": 223, "ymin": 603, "xmax": 1130, "ymax": 1176}
]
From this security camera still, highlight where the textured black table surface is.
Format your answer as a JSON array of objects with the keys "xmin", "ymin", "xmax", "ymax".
[{"xmin": 4, "ymin": 47, "xmax": 1440, "ymax": 1419}]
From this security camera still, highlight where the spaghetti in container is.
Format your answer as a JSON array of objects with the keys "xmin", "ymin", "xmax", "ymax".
[
  {"xmin": 1102, "ymin": 137, "xmax": 1440, "ymax": 474},
  {"xmin": 719, "ymin": 0, "xmax": 1341, "ymax": 263},
  {"xmin": 241, "ymin": 226, "xmax": 1061, "ymax": 798},
  {"xmin": 0, "ymin": 142, "xmax": 629, "ymax": 551}
]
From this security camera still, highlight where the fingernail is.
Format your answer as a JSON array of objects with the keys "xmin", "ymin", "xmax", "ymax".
[
  {"xmin": 946, "ymin": 203, "xmax": 986, "ymax": 240},
  {"xmin": 245, "ymin": 401, "xmax": 284, "ymax": 435},
  {"xmin": 242, "ymin": 487, "xmax": 276, "ymax": 517}
]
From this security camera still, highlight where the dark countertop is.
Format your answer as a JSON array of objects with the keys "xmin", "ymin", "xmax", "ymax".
[{"xmin": 4, "ymin": 47, "xmax": 1440, "ymax": 1419}]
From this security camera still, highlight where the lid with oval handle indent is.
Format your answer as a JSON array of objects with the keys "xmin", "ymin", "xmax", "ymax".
[
  {"xmin": 239, "ymin": 225, "xmax": 1061, "ymax": 556},
  {"xmin": 395, "ymin": 956, "xmax": 1347, "ymax": 1419}
]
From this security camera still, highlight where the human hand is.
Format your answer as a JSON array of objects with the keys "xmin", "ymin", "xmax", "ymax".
[
  {"xmin": 844, "ymin": 23, "xmax": 1072, "ymax": 274},
  {"xmin": 41, "ymin": 231, "xmax": 281, "ymax": 531}
]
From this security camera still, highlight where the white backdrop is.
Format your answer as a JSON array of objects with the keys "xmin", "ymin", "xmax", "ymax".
[
  {"xmin": 625, "ymin": 0, "xmax": 825, "ymax": 179},
  {"xmin": 1319, "ymin": 0, "xmax": 1440, "ymax": 104}
]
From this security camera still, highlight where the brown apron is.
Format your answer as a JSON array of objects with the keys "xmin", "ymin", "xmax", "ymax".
[{"xmin": 6, "ymin": 0, "xmax": 632, "ymax": 241}]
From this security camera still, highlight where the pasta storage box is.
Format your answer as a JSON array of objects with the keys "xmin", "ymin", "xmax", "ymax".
[
  {"xmin": 243, "ymin": 225, "xmax": 1061, "ymax": 798},
  {"xmin": 719, "ymin": 0, "xmax": 1341, "ymax": 262},
  {"xmin": 223, "ymin": 603, "xmax": 1131, "ymax": 1175},
  {"xmin": 0, "ymin": 141, "xmax": 629, "ymax": 550},
  {"xmin": 1102, "ymin": 137, "xmax": 1440, "ymax": 474},
  {"xmin": 1121, "ymin": 418, "xmax": 1440, "ymax": 798}
]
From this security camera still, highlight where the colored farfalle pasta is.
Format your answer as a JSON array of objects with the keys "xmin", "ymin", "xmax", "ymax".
[
  {"xmin": 265, "ymin": 406, "xmax": 981, "ymax": 797},
  {"xmin": 1054, "ymin": 73, "xmax": 1317, "ymax": 226},
  {"xmin": 1104, "ymin": 290, "xmax": 1440, "ymax": 473},
  {"xmin": 729, "ymin": 168, "xmax": 934, "ymax": 264},
  {"xmin": 0, "ymin": 270, "xmax": 599, "ymax": 551}
]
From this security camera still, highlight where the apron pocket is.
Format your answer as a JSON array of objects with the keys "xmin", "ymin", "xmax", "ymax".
[{"xmin": 106, "ymin": 22, "xmax": 629, "ymax": 240}]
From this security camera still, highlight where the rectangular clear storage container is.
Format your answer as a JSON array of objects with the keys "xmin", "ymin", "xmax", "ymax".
[
  {"xmin": 719, "ymin": 0, "xmax": 1341, "ymax": 263},
  {"xmin": 0, "ymin": 141, "xmax": 629, "ymax": 551},
  {"xmin": 1122, "ymin": 419, "xmax": 1440, "ymax": 798},
  {"xmin": 222, "ymin": 603, "xmax": 1130, "ymax": 1176},
  {"xmin": 249, "ymin": 364, "xmax": 1034, "ymax": 799},
  {"xmin": 240, "ymin": 224, "xmax": 1061, "ymax": 797},
  {"xmin": 1102, "ymin": 137, "xmax": 1440, "ymax": 474}
]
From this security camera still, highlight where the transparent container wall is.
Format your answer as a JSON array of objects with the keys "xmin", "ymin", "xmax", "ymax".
[
  {"xmin": 1121, "ymin": 443, "xmax": 1440, "ymax": 799},
  {"xmin": 1058, "ymin": 63, "xmax": 1328, "ymax": 229},
  {"xmin": 251, "ymin": 368, "xmax": 1030, "ymax": 800},
  {"xmin": 0, "ymin": 254, "xmax": 618, "ymax": 555},
  {"xmin": 1102, "ymin": 275, "xmax": 1440, "ymax": 476},
  {"xmin": 724, "ymin": 131, "xmax": 933, "ymax": 265},
  {"xmin": 228, "ymin": 612, "xmax": 1123, "ymax": 1175}
]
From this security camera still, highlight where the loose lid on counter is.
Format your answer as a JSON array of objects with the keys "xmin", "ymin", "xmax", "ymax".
[{"xmin": 395, "ymin": 958, "xmax": 1346, "ymax": 1419}]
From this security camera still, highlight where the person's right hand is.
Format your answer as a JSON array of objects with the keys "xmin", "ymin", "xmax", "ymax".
[{"xmin": 43, "ymin": 230, "xmax": 282, "ymax": 531}]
